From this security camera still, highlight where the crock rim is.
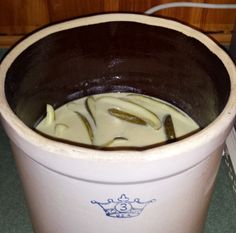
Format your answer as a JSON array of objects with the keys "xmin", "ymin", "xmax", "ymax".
[{"xmin": 0, "ymin": 13, "xmax": 236, "ymax": 162}]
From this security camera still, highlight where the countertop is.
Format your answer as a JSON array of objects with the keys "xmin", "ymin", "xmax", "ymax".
[{"xmin": 0, "ymin": 48, "xmax": 236, "ymax": 233}]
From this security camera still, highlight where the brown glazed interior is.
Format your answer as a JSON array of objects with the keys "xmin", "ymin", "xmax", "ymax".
[{"xmin": 5, "ymin": 21, "xmax": 230, "ymax": 132}]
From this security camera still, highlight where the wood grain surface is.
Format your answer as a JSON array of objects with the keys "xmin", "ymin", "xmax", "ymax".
[{"xmin": 0, "ymin": 0, "xmax": 235, "ymax": 47}]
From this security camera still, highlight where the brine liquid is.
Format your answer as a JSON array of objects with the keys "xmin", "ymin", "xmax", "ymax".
[{"xmin": 36, "ymin": 93, "xmax": 199, "ymax": 147}]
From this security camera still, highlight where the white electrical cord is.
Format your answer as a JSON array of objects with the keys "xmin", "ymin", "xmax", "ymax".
[{"xmin": 145, "ymin": 2, "xmax": 236, "ymax": 14}]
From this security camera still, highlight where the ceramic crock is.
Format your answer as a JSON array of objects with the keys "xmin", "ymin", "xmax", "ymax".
[{"xmin": 0, "ymin": 13, "xmax": 236, "ymax": 233}]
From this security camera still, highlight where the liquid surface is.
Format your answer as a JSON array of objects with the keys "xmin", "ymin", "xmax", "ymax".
[{"xmin": 36, "ymin": 93, "xmax": 199, "ymax": 148}]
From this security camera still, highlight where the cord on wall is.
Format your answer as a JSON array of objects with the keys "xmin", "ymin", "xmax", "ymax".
[{"xmin": 145, "ymin": 2, "xmax": 236, "ymax": 14}]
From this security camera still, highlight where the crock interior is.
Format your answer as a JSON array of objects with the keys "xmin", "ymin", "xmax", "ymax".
[{"xmin": 5, "ymin": 20, "xmax": 230, "ymax": 134}]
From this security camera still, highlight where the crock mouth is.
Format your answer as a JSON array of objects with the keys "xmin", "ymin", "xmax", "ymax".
[{"xmin": 0, "ymin": 13, "xmax": 236, "ymax": 161}]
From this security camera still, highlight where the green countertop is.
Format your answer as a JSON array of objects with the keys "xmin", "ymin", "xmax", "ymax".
[{"xmin": 0, "ymin": 48, "xmax": 236, "ymax": 233}]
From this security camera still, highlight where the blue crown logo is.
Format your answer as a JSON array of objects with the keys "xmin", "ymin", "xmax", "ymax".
[{"xmin": 91, "ymin": 194, "xmax": 156, "ymax": 218}]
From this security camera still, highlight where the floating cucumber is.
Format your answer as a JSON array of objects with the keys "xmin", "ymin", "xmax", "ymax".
[
  {"xmin": 74, "ymin": 111, "xmax": 94, "ymax": 144},
  {"xmin": 85, "ymin": 96, "xmax": 96, "ymax": 125},
  {"xmin": 163, "ymin": 114, "xmax": 176, "ymax": 141},
  {"xmin": 108, "ymin": 108, "xmax": 146, "ymax": 125},
  {"xmin": 97, "ymin": 96, "xmax": 161, "ymax": 130},
  {"xmin": 101, "ymin": 137, "xmax": 128, "ymax": 147},
  {"xmin": 127, "ymin": 94, "xmax": 185, "ymax": 116},
  {"xmin": 46, "ymin": 104, "xmax": 55, "ymax": 125}
]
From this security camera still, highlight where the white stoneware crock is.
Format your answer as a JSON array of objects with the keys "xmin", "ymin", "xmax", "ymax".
[{"xmin": 0, "ymin": 13, "xmax": 236, "ymax": 233}]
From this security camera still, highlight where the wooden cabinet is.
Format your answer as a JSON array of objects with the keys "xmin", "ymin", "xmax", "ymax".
[{"xmin": 0, "ymin": 0, "xmax": 235, "ymax": 47}]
